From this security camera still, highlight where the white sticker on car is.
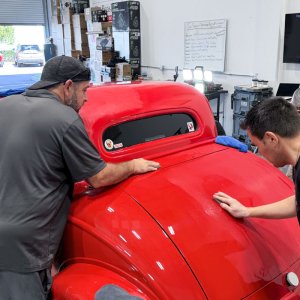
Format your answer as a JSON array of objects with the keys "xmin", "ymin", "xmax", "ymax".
[
  {"xmin": 114, "ymin": 142, "xmax": 124, "ymax": 149},
  {"xmin": 187, "ymin": 121, "xmax": 195, "ymax": 132},
  {"xmin": 104, "ymin": 139, "xmax": 114, "ymax": 150}
]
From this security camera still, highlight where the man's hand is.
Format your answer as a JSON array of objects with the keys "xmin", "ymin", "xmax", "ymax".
[
  {"xmin": 88, "ymin": 158, "xmax": 160, "ymax": 188},
  {"xmin": 131, "ymin": 158, "xmax": 160, "ymax": 174},
  {"xmin": 213, "ymin": 192, "xmax": 250, "ymax": 218}
]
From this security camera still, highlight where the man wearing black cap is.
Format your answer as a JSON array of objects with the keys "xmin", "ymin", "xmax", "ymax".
[{"xmin": 0, "ymin": 55, "xmax": 160, "ymax": 299}]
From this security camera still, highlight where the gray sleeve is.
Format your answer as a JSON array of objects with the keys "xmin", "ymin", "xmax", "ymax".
[{"xmin": 62, "ymin": 117, "xmax": 106, "ymax": 182}]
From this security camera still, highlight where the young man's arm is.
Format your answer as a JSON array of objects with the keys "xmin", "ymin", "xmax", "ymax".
[
  {"xmin": 87, "ymin": 158, "xmax": 160, "ymax": 188},
  {"xmin": 213, "ymin": 192, "xmax": 296, "ymax": 219}
]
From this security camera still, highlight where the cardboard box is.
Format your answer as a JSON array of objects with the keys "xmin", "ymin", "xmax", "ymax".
[
  {"xmin": 73, "ymin": 27, "xmax": 88, "ymax": 46},
  {"xmin": 113, "ymin": 31, "xmax": 140, "ymax": 60},
  {"xmin": 72, "ymin": 0, "xmax": 89, "ymax": 14},
  {"xmin": 101, "ymin": 22, "xmax": 112, "ymax": 34},
  {"xmin": 97, "ymin": 9, "xmax": 108, "ymax": 22},
  {"xmin": 61, "ymin": 6, "xmax": 74, "ymax": 24},
  {"xmin": 91, "ymin": 7, "xmax": 105, "ymax": 23},
  {"xmin": 71, "ymin": 50, "xmax": 81, "ymax": 58},
  {"xmin": 84, "ymin": 7, "xmax": 92, "ymax": 22},
  {"xmin": 96, "ymin": 35, "xmax": 114, "ymax": 51},
  {"xmin": 72, "ymin": 13, "xmax": 87, "ymax": 29},
  {"xmin": 90, "ymin": 66, "xmax": 102, "ymax": 84},
  {"xmin": 81, "ymin": 48, "xmax": 90, "ymax": 57},
  {"xmin": 71, "ymin": 48, "xmax": 90, "ymax": 58},
  {"xmin": 116, "ymin": 63, "xmax": 132, "ymax": 81},
  {"xmin": 112, "ymin": 1, "xmax": 140, "ymax": 32},
  {"xmin": 129, "ymin": 58, "xmax": 140, "ymax": 78},
  {"xmin": 95, "ymin": 50, "xmax": 113, "ymax": 65},
  {"xmin": 100, "ymin": 66, "xmax": 116, "ymax": 82},
  {"xmin": 84, "ymin": 19, "xmax": 111, "ymax": 33},
  {"xmin": 55, "ymin": 38, "xmax": 65, "ymax": 55},
  {"xmin": 74, "ymin": 41, "xmax": 87, "ymax": 51},
  {"xmin": 75, "ymin": 42, "xmax": 89, "ymax": 51},
  {"xmin": 57, "ymin": 7, "xmax": 62, "ymax": 24},
  {"xmin": 63, "ymin": 23, "xmax": 74, "ymax": 40},
  {"xmin": 87, "ymin": 33, "xmax": 98, "ymax": 58},
  {"xmin": 91, "ymin": 22, "xmax": 102, "ymax": 32},
  {"xmin": 63, "ymin": 38, "xmax": 75, "ymax": 55}
]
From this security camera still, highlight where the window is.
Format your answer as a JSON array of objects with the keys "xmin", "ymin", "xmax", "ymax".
[
  {"xmin": 102, "ymin": 113, "xmax": 197, "ymax": 151},
  {"xmin": 20, "ymin": 45, "xmax": 40, "ymax": 51}
]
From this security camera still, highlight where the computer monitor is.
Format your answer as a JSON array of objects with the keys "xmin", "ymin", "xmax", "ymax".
[{"xmin": 276, "ymin": 83, "xmax": 299, "ymax": 100}]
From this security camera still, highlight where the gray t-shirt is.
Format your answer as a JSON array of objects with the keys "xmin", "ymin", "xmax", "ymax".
[{"xmin": 0, "ymin": 89, "xmax": 106, "ymax": 272}]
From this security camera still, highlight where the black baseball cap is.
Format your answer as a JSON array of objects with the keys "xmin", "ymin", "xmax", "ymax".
[{"xmin": 29, "ymin": 55, "xmax": 91, "ymax": 90}]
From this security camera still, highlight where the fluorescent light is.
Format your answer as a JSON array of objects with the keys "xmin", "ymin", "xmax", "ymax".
[
  {"xmin": 194, "ymin": 69, "xmax": 204, "ymax": 81},
  {"xmin": 195, "ymin": 83, "xmax": 205, "ymax": 93},
  {"xmin": 183, "ymin": 69, "xmax": 193, "ymax": 81},
  {"xmin": 204, "ymin": 70, "xmax": 213, "ymax": 82}
]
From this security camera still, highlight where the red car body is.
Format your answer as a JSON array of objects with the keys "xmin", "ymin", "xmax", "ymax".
[{"xmin": 52, "ymin": 81, "xmax": 300, "ymax": 300}]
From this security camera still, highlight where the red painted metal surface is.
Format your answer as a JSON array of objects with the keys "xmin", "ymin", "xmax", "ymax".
[
  {"xmin": 52, "ymin": 82, "xmax": 300, "ymax": 300},
  {"xmin": 80, "ymin": 81, "xmax": 216, "ymax": 162},
  {"xmin": 53, "ymin": 263, "xmax": 151, "ymax": 299}
]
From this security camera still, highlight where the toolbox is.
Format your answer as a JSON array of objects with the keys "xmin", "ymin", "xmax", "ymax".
[
  {"xmin": 232, "ymin": 85, "xmax": 273, "ymax": 150},
  {"xmin": 232, "ymin": 85, "xmax": 273, "ymax": 115},
  {"xmin": 232, "ymin": 114, "xmax": 247, "ymax": 138}
]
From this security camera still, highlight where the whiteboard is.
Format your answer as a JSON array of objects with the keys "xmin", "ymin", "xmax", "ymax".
[{"xmin": 184, "ymin": 19, "xmax": 227, "ymax": 72}]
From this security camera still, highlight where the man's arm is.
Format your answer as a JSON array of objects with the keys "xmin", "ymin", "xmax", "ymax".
[
  {"xmin": 87, "ymin": 158, "xmax": 160, "ymax": 188},
  {"xmin": 213, "ymin": 192, "xmax": 296, "ymax": 219}
]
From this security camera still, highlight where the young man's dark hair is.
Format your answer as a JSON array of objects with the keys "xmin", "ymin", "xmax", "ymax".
[{"xmin": 241, "ymin": 97, "xmax": 300, "ymax": 139}]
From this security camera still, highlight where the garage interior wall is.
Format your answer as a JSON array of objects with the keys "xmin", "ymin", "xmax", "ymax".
[{"xmin": 49, "ymin": 0, "xmax": 300, "ymax": 134}]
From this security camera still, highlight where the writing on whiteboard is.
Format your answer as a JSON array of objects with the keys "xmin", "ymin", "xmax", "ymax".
[{"xmin": 184, "ymin": 19, "xmax": 227, "ymax": 72}]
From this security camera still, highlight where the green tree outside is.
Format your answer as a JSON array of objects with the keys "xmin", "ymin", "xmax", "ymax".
[{"xmin": 0, "ymin": 26, "xmax": 15, "ymax": 45}]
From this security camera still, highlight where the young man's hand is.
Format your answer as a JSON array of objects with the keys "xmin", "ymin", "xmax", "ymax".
[{"xmin": 213, "ymin": 192, "xmax": 250, "ymax": 218}]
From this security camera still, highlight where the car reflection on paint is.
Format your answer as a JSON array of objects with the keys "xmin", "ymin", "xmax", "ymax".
[{"xmin": 52, "ymin": 81, "xmax": 300, "ymax": 300}]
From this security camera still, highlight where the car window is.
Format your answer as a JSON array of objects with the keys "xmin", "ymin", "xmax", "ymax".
[
  {"xmin": 103, "ymin": 113, "xmax": 197, "ymax": 151},
  {"xmin": 20, "ymin": 45, "xmax": 40, "ymax": 51}
]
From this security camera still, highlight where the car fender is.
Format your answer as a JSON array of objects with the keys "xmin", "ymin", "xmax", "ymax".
[
  {"xmin": 52, "ymin": 263, "xmax": 152, "ymax": 300},
  {"xmin": 57, "ymin": 188, "xmax": 207, "ymax": 300}
]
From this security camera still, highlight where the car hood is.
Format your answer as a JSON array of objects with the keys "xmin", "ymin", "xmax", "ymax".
[{"xmin": 123, "ymin": 144, "xmax": 299, "ymax": 299}]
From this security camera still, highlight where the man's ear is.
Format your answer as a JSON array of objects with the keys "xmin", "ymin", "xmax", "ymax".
[
  {"xmin": 264, "ymin": 131, "xmax": 279, "ymax": 145},
  {"xmin": 63, "ymin": 79, "xmax": 73, "ymax": 95},
  {"xmin": 64, "ymin": 79, "xmax": 73, "ymax": 89}
]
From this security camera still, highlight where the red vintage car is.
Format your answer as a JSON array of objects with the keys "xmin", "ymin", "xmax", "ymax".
[{"xmin": 52, "ymin": 81, "xmax": 300, "ymax": 299}]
